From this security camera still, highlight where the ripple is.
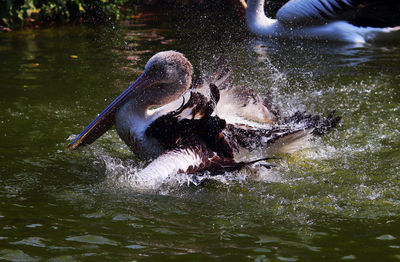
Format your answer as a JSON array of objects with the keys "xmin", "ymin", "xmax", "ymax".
[
  {"xmin": 112, "ymin": 213, "xmax": 140, "ymax": 221},
  {"xmin": 126, "ymin": 244, "xmax": 146, "ymax": 249},
  {"xmin": 82, "ymin": 213, "xmax": 104, "ymax": 219},
  {"xmin": 255, "ymin": 235, "xmax": 320, "ymax": 252},
  {"xmin": 377, "ymin": 234, "xmax": 396, "ymax": 240},
  {"xmin": 66, "ymin": 234, "xmax": 119, "ymax": 246},
  {"xmin": 277, "ymin": 257, "xmax": 298, "ymax": 262},
  {"xmin": 10, "ymin": 237, "xmax": 47, "ymax": 248},
  {"xmin": 152, "ymin": 228, "xmax": 178, "ymax": 235},
  {"xmin": 253, "ymin": 247, "xmax": 272, "ymax": 253},
  {"xmin": 25, "ymin": 224, "xmax": 42, "ymax": 228},
  {"xmin": 0, "ymin": 249, "xmax": 35, "ymax": 261},
  {"xmin": 47, "ymin": 255, "xmax": 75, "ymax": 262}
]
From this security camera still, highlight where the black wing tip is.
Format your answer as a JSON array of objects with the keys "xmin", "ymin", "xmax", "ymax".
[{"xmin": 312, "ymin": 110, "xmax": 342, "ymax": 136}]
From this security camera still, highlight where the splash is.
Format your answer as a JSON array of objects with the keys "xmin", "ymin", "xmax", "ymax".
[
  {"xmin": 71, "ymin": 57, "xmax": 340, "ymax": 193},
  {"xmin": 95, "ymin": 152, "xmax": 251, "ymax": 194}
]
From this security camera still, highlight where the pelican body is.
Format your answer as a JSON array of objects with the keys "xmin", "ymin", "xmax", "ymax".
[
  {"xmin": 246, "ymin": 0, "xmax": 400, "ymax": 43},
  {"xmin": 68, "ymin": 51, "xmax": 340, "ymax": 176}
]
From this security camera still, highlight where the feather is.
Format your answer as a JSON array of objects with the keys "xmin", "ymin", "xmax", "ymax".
[
  {"xmin": 277, "ymin": 0, "xmax": 355, "ymax": 26},
  {"xmin": 224, "ymin": 110, "xmax": 341, "ymax": 154}
]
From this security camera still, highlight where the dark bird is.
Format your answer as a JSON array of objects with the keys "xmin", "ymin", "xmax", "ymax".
[{"xmin": 67, "ymin": 51, "xmax": 340, "ymax": 179}]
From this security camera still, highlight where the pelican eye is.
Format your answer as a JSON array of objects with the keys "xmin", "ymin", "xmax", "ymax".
[{"xmin": 149, "ymin": 64, "xmax": 164, "ymax": 73}]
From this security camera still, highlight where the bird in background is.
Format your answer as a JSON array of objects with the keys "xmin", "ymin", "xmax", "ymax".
[{"xmin": 244, "ymin": 0, "xmax": 400, "ymax": 43}]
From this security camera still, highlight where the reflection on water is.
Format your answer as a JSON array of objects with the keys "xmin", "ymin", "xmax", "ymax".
[
  {"xmin": 1, "ymin": 7, "xmax": 400, "ymax": 261},
  {"xmin": 251, "ymin": 39, "xmax": 373, "ymax": 68},
  {"xmin": 251, "ymin": 38, "xmax": 400, "ymax": 77}
]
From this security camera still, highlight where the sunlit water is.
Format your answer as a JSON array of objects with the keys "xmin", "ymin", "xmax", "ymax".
[{"xmin": 1, "ymin": 7, "xmax": 400, "ymax": 261}]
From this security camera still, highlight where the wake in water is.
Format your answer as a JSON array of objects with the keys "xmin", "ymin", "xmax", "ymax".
[
  {"xmin": 82, "ymin": 127, "xmax": 337, "ymax": 194},
  {"xmin": 96, "ymin": 153, "xmax": 249, "ymax": 193},
  {"xmin": 92, "ymin": 142, "xmax": 338, "ymax": 194}
]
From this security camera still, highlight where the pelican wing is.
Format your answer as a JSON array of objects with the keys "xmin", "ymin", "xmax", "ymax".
[
  {"xmin": 146, "ymin": 86, "xmax": 234, "ymax": 159},
  {"xmin": 138, "ymin": 136, "xmax": 271, "ymax": 178},
  {"xmin": 225, "ymin": 111, "xmax": 341, "ymax": 154},
  {"xmin": 276, "ymin": 0, "xmax": 355, "ymax": 26},
  {"xmin": 193, "ymin": 56, "xmax": 279, "ymax": 124},
  {"xmin": 144, "ymin": 86, "xmax": 265, "ymax": 176}
]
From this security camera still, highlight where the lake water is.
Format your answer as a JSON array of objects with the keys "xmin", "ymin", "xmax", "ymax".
[{"xmin": 1, "ymin": 7, "xmax": 400, "ymax": 261}]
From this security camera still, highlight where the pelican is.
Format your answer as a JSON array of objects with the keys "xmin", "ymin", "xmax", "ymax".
[
  {"xmin": 246, "ymin": 0, "xmax": 400, "ymax": 43},
  {"xmin": 67, "ymin": 51, "xmax": 340, "ymax": 178}
]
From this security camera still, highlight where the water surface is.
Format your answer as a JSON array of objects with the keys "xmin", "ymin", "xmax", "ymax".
[{"xmin": 1, "ymin": 8, "xmax": 400, "ymax": 261}]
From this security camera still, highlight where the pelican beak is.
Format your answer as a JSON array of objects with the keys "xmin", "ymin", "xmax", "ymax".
[{"xmin": 67, "ymin": 73, "xmax": 151, "ymax": 151}]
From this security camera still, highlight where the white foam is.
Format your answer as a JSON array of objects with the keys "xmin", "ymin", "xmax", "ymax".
[{"xmin": 95, "ymin": 152, "xmax": 251, "ymax": 193}]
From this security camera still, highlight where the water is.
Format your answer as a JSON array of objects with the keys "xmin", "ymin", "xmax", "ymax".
[{"xmin": 1, "ymin": 7, "xmax": 400, "ymax": 261}]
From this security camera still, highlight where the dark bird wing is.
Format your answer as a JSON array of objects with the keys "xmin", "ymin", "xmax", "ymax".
[
  {"xmin": 277, "ymin": 0, "xmax": 356, "ymax": 26},
  {"xmin": 145, "ymin": 84, "xmax": 273, "ymax": 175},
  {"xmin": 274, "ymin": 0, "xmax": 400, "ymax": 28},
  {"xmin": 225, "ymin": 110, "xmax": 341, "ymax": 154}
]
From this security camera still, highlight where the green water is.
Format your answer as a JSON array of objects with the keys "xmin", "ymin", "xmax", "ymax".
[{"xmin": 1, "ymin": 8, "xmax": 400, "ymax": 261}]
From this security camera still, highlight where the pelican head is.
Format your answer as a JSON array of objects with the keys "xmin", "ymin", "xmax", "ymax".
[
  {"xmin": 67, "ymin": 51, "xmax": 193, "ymax": 150},
  {"xmin": 140, "ymin": 51, "xmax": 193, "ymax": 107}
]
